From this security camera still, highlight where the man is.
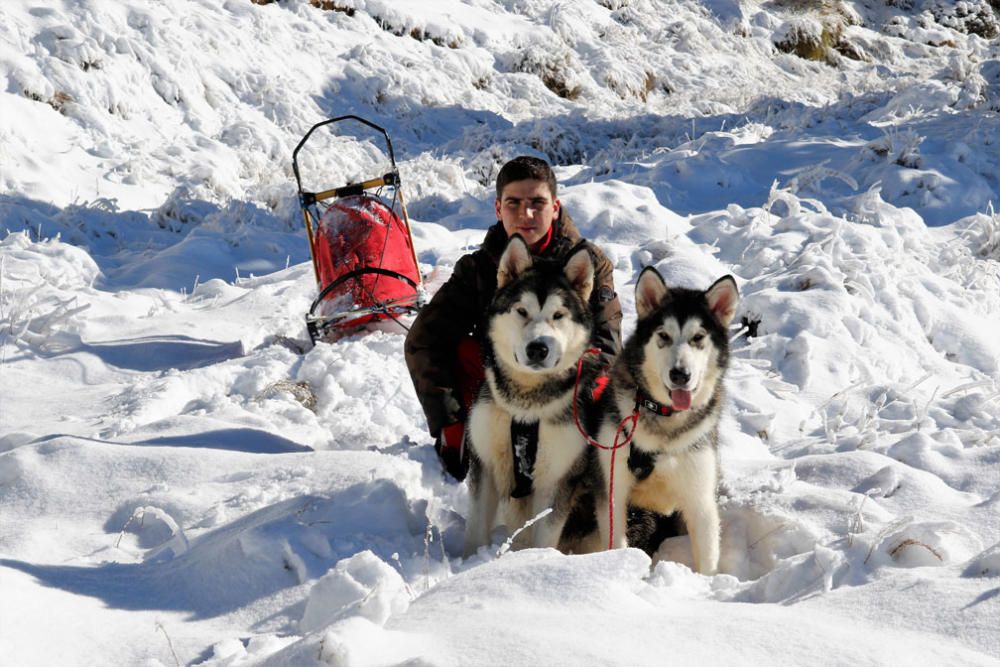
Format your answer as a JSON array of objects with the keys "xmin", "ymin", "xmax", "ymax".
[{"xmin": 405, "ymin": 156, "xmax": 622, "ymax": 480}]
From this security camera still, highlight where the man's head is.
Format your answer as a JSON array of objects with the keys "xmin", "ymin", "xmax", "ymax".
[{"xmin": 495, "ymin": 156, "xmax": 561, "ymax": 252}]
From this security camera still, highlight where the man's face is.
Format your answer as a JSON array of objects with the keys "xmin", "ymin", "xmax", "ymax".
[{"xmin": 496, "ymin": 179, "xmax": 561, "ymax": 252}]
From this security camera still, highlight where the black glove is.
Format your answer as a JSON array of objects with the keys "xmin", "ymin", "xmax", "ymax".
[{"xmin": 435, "ymin": 422, "xmax": 469, "ymax": 481}]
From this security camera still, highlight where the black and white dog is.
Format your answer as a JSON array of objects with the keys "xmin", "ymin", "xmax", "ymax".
[
  {"xmin": 463, "ymin": 236, "xmax": 604, "ymax": 557},
  {"xmin": 597, "ymin": 268, "xmax": 739, "ymax": 574}
]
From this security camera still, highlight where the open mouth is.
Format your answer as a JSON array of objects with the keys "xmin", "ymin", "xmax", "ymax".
[{"xmin": 670, "ymin": 387, "xmax": 693, "ymax": 410}]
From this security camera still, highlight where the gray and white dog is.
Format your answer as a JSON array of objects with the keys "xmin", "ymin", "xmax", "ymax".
[
  {"xmin": 596, "ymin": 267, "xmax": 739, "ymax": 574},
  {"xmin": 463, "ymin": 235, "xmax": 604, "ymax": 558}
]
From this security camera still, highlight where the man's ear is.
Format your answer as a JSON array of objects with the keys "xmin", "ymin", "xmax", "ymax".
[
  {"xmin": 495, "ymin": 197, "xmax": 502, "ymax": 222},
  {"xmin": 551, "ymin": 197, "xmax": 561, "ymax": 221},
  {"xmin": 705, "ymin": 275, "xmax": 739, "ymax": 328},
  {"xmin": 498, "ymin": 235, "xmax": 533, "ymax": 289},
  {"xmin": 563, "ymin": 245, "xmax": 595, "ymax": 300},
  {"xmin": 635, "ymin": 266, "xmax": 669, "ymax": 319}
]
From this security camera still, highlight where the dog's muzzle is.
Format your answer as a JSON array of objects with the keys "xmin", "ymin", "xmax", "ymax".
[
  {"xmin": 526, "ymin": 340, "xmax": 549, "ymax": 364},
  {"xmin": 519, "ymin": 336, "xmax": 558, "ymax": 369},
  {"xmin": 666, "ymin": 367, "xmax": 695, "ymax": 410}
]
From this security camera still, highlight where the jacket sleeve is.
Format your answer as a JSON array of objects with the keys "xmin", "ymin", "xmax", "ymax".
[
  {"xmin": 404, "ymin": 253, "xmax": 482, "ymax": 438},
  {"xmin": 589, "ymin": 244, "xmax": 622, "ymax": 364}
]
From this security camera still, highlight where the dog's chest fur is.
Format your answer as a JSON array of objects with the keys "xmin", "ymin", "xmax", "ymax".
[
  {"xmin": 484, "ymin": 366, "xmax": 576, "ymax": 424},
  {"xmin": 614, "ymin": 388, "xmax": 721, "ymax": 514},
  {"xmin": 469, "ymin": 396, "xmax": 587, "ymax": 494}
]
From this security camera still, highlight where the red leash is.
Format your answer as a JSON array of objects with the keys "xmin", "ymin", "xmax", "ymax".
[{"xmin": 572, "ymin": 348, "xmax": 639, "ymax": 550}]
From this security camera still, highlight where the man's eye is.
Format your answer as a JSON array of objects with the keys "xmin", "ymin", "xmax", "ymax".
[
  {"xmin": 517, "ymin": 307, "xmax": 529, "ymax": 318},
  {"xmin": 658, "ymin": 332, "xmax": 672, "ymax": 345}
]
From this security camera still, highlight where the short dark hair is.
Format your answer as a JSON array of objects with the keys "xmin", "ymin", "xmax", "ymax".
[{"xmin": 495, "ymin": 156, "xmax": 557, "ymax": 200}]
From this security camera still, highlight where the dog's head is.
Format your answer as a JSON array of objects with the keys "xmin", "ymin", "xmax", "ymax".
[
  {"xmin": 627, "ymin": 268, "xmax": 739, "ymax": 411},
  {"xmin": 487, "ymin": 235, "xmax": 595, "ymax": 374}
]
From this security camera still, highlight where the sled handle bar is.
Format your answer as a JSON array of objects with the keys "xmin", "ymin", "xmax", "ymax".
[
  {"xmin": 299, "ymin": 172, "xmax": 399, "ymax": 207},
  {"xmin": 291, "ymin": 115, "xmax": 397, "ymax": 193}
]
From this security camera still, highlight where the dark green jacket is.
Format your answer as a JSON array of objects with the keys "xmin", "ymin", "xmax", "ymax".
[{"xmin": 405, "ymin": 211, "xmax": 622, "ymax": 437}]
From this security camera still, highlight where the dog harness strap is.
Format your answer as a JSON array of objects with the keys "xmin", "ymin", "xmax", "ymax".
[
  {"xmin": 634, "ymin": 389, "xmax": 674, "ymax": 417},
  {"xmin": 510, "ymin": 420, "xmax": 539, "ymax": 498},
  {"xmin": 628, "ymin": 443, "xmax": 657, "ymax": 481}
]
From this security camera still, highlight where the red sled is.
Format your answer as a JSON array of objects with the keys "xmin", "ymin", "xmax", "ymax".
[{"xmin": 292, "ymin": 116, "xmax": 425, "ymax": 342}]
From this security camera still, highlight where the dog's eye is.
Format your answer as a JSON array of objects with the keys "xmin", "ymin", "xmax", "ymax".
[
  {"xmin": 516, "ymin": 307, "xmax": 529, "ymax": 318},
  {"xmin": 657, "ymin": 331, "xmax": 672, "ymax": 345},
  {"xmin": 691, "ymin": 333, "xmax": 706, "ymax": 344},
  {"xmin": 552, "ymin": 311, "xmax": 564, "ymax": 321}
]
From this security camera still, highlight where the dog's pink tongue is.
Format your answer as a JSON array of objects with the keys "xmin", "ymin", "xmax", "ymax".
[{"xmin": 671, "ymin": 388, "xmax": 692, "ymax": 411}]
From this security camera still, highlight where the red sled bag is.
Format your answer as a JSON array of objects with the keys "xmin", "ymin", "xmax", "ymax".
[
  {"xmin": 311, "ymin": 194, "xmax": 421, "ymax": 329},
  {"xmin": 292, "ymin": 115, "xmax": 425, "ymax": 342}
]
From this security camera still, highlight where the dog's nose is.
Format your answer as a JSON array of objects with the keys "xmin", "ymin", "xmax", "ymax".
[
  {"xmin": 669, "ymin": 367, "xmax": 690, "ymax": 386},
  {"xmin": 526, "ymin": 340, "xmax": 549, "ymax": 364}
]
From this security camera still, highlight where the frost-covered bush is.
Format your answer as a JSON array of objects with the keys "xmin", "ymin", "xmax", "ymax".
[
  {"xmin": 927, "ymin": 0, "xmax": 1000, "ymax": 39},
  {"xmin": 981, "ymin": 59, "xmax": 1000, "ymax": 111},
  {"xmin": 880, "ymin": 0, "xmax": 1000, "ymax": 40},
  {"xmin": 772, "ymin": 0, "xmax": 863, "ymax": 63},
  {"xmin": 505, "ymin": 42, "xmax": 587, "ymax": 100},
  {"xmin": 863, "ymin": 127, "xmax": 924, "ymax": 169},
  {"xmin": 964, "ymin": 204, "xmax": 1000, "ymax": 259},
  {"xmin": 775, "ymin": 15, "xmax": 837, "ymax": 61}
]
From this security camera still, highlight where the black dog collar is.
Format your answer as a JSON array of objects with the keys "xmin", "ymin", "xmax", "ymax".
[{"xmin": 634, "ymin": 389, "xmax": 675, "ymax": 417}]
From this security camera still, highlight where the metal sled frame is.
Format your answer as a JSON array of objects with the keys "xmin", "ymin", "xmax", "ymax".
[{"xmin": 292, "ymin": 115, "xmax": 424, "ymax": 342}]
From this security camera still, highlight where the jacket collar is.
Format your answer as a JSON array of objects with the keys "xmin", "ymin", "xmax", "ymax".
[{"xmin": 483, "ymin": 209, "xmax": 580, "ymax": 263}]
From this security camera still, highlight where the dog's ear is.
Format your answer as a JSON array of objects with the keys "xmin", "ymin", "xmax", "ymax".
[
  {"xmin": 498, "ymin": 234, "xmax": 533, "ymax": 289},
  {"xmin": 706, "ymin": 275, "xmax": 739, "ymax": 328},
  {"xmin": 635, "ymin": 266, "xmax": 668, "ymax": 319},
  {"xmin": 563, "ymin": 245, "xmax": 595, "ymax": 301}
]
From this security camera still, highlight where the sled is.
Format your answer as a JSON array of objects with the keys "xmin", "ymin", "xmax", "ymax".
[{"xmin": 292, "ymin": 115, "xmax": 425, "ymax": 343}]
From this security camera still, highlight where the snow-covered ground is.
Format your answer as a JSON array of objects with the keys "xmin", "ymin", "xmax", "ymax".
[{"xmin": 2, "ymin": 1, "xmax": 1000, "ymax": 665}]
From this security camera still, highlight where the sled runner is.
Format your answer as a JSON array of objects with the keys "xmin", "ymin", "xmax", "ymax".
[{"xmin": 292, "ymin": 115, "xmax": 424, "ymax": 343}]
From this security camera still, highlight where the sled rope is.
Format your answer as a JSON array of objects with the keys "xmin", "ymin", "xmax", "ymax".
[{"xmin": 573, "ymin": 347, "xmax": 639, "ymax": 550}]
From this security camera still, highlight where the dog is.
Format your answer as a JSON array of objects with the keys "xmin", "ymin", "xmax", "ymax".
[
  {"xmin": 595, "ymin": 267, "xmax": 738, "ymax": 574},
  {"xmin": 463, "ymin": 235, "xmax": 605, "ymax": 557}
]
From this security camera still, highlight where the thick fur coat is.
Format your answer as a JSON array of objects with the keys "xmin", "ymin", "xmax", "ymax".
[
  {"xmin": 596, "ymin": 269, "xmax": 739, "ymax": 574},
  {"xmin": 463, "ymin": 235, "xmax": 605, "ymax": 557}
]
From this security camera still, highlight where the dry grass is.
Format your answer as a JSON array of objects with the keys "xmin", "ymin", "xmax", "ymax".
[
  {"xmin": 772, "ymin": 0, "xmax": 864, "ymax": 64},
  {"xmin": 889, "ymin": 538, "xmax": 943, "ymax": 563},
  {"xmin": 258, "ymin": 380, "xmax": 318, "ymax": 412}
]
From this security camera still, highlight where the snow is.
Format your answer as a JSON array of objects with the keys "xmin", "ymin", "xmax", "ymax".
[{"xmin": 1, "ymin": 0, "xmax": 999, "ymax": 665}]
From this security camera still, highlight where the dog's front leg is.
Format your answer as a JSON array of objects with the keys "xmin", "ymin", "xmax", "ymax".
[
  {"xmin": 684, "ymin": 500, "xmax": 720, "ymax": 575},
  {"xmin": 463, "ymin": 458, "xmax": 501, "ymax": 559},
  {"xmin": 529, "ymin": 488, "xmax": 568, "ymax": 550},
  {"xmin": 680, "ymin": 451, "xmax": 721, "ymax": 575}
]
